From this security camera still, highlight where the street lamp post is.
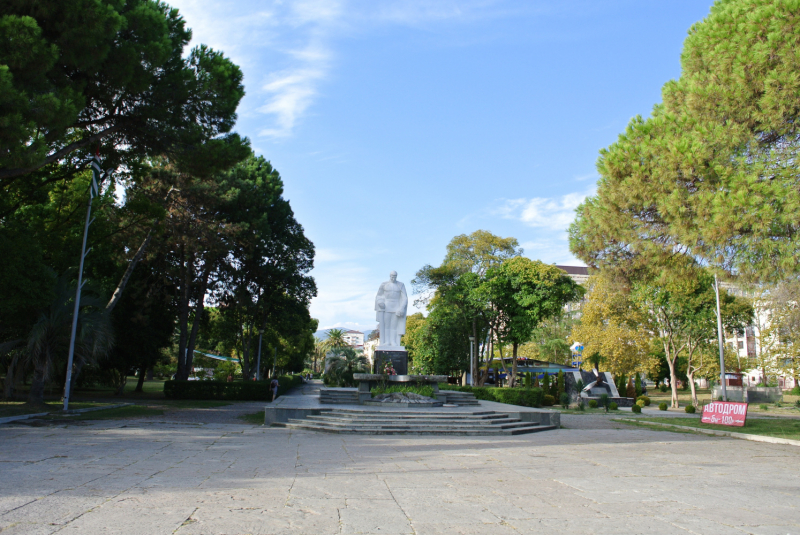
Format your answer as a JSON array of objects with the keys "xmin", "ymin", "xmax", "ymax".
[
  {"xmin": 469, "ymin": 336, "xmax": 475, "ymax": 386},
  {"xmin": 272, "ymin": 346, "xmax": 278, "ymax": 379},
  {"xmin": 714, "ymin": 274, "xmax": 728, "ymax": 402},
  {"xmin": 256, "ymin": 329, "xmax": 264, "ymax": 381}
]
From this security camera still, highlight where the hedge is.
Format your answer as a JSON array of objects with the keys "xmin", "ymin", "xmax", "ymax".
[
  {"xmin": 164, "ymin": 375, "xmax": 304, "ymax": 401},
  {"xmin": 439, "ymin": 384, "xmax": 544, "ymax": 407}
]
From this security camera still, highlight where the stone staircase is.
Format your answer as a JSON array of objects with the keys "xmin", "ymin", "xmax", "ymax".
[
  {"xmin": 319, "ymin": 388, "xmax": 359, "ymax": 404},
  {"xmin": 439, "ymin": 390, "xmax": 480, "ymax": 406},
  {"xmin": 273, "ymin": 409, "xmax": 556, "ymax": 435}
]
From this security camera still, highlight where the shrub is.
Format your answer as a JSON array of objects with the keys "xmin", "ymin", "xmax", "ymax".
[
  {"xmin": 636, "ymin": 395, "xmax": 651, "ymax": 406},
  {"xmin": 635, "ymin": 374, "xmax": 643, "ymax": 398},
  {"xmin": 577, "ymin": 399, "xmax": 585, "ymax": 411},
  {"xmin": 636, "ymin": 399, "xmax": 646, "ymax": 408},
  {"xmin": 626, "ymin": 379, "xmax": 636, "ymax": 398},
  {"xmin": 588, "ymin": 399, "xmax": 598, "ymax": 409},
  {"xmin": 438, "ymin": 384, "xmax": 544, "ymax": 407},
  {"xmin": 542, "ymin": 394, "xmax": 555, "ymax": 406},
  {"xmin": 789, "ymin": 386, "xmax": 800, "ymax": 395},
  {"xmin": 371, "ymin": 384, "xmax": 434, "ymax": 398},
  {"xmin": 759, "ymin": 404, "xmax": 769, "ymax": 410},
  {"xmin": 659, "ymin": 385, "xmax": 668, "ymax": 393},
  {"xmin": 685, "ymin": 405, "xmax": 696, "ymax": 414},
  {"xmin": 631, "ymin": 404, "xmax": 642, "ymax": 414},
  {"xmin": 658, "ymin": 402, "xmax": 668, "ymax": 411},
  {"xmin": 609, "ymin": 402, "xmax": 618, "ymax": 410},
  {"xmin": 163, "ymin": 375, "xmax": 303, "ymax": 401},
  {"xmin": 599, "ymin": 393, "xmax": 610, "ymax": 411},
  {"xmin": 559, "ymin": 392, "xmax": 570, "ymax": 409}
]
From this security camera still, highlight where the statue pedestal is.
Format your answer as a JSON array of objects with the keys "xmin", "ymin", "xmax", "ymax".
[{"xmin": 374, "ymin": 349, "xmax": 408, "ymax": 375}]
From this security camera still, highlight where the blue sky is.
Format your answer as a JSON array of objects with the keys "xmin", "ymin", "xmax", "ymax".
[{"xmin": 168, "ymin": 0, "xmax": 714, "ymax": 331}]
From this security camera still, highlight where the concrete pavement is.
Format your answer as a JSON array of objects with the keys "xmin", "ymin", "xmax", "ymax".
[{"xmin": 1, "ymin": 411, "xmax": 799, "ymax": 534}]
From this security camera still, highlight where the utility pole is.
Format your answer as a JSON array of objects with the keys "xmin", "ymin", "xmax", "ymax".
[
  {"xmin": 63, "ymin": 154, "xmax": 105, "ymax": 411},
  {"xmin": 714, "ymin": 274, "xmax": 728, "ymax": 402},
  {"xmin": 272, "ymin": 346, "xmax": 278, "ymax": 378}
]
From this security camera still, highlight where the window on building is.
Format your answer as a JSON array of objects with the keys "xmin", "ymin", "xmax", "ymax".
[{"xmin": 738, "ymin": 341, "xmax": 744, "ymax": 349}]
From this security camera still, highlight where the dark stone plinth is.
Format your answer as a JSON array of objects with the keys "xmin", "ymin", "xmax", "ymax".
[{"xmin": 374, "ymin": 350, "xmax": 408, "ymax": 375}]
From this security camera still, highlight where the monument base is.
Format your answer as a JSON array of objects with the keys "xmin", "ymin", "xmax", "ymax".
[{"xmin": 373, "ymin": 350, "xmax": 408, "ymax": 375}]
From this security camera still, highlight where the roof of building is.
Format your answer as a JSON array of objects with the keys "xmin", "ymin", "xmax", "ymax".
[
  {"xmin": 555, "ymin": 265, "xmax": 589, "ymax": 276},
  {"xmin": 344, "ymin": 330, "xmax": 363, "ymax": 334}
]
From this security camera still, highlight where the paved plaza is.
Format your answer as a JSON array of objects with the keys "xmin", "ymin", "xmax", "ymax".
[{"xmin": 1, "ymin": 409, "xmax": 799, "ymax": 535}]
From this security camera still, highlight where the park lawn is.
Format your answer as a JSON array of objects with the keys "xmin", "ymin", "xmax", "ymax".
[
  {"xmin": 47, "ymin": 405, "xmax": 164, "ymax": 420},
  {"xmin": 636, "ymin": 416, "xmax": 800, "ymax": 441},
  {"xmin": 157, "ymin": 400, "xmax": 232, "ymax": 409},
  {"xmin": 0, "ymin": 401, "xmax": 113, "ymax": 418},
  {"xmin": 239, "ymin": 412, "xmax": 264, "ymax": 425}
]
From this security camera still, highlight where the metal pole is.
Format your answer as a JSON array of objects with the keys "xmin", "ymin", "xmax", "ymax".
[
  {"xmin": 272, "ymin": 346, "xmax": 277, "ymax": 378},
  {"xmin": 256, "ymin": 330, "xmax": 263, "ymax": 381},
  {"xmin": 63, "ymin": 196, "xmax": 94, "ymax": 411},
  {"xmin": 714, "ymin": 274, "xmax": 727, "ymax": 402}
]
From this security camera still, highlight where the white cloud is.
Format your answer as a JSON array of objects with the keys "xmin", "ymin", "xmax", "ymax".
[{"xmin": 494, "ymin": 187, "xmax": 595, "ymax": 231}]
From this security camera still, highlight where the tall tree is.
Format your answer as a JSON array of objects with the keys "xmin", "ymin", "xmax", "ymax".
[
  {"xmin": 480, "ymin": 258, "xmax": 584, "ymax": 386},
  {"xmin": 0, "ymin": 0, "xmax": 247, "ymax": 189},
  {"xmin": 570, "ymin": 0, "xmax": 800, "ymax": 283}
]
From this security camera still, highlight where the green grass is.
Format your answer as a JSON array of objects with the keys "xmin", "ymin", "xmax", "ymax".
[
  {"xmin": 636, "ymin": 417, "xmax": 800, "ymax": 440},
  {"xmin": 238, "ymin": 412, "xmax": 264, "ymax": 425},
  {"xmin": 47, "ymin": 405, "xmax": 164, "ymax": 420},
  {"xmin": 0, "ymin": 401, "xmax": 113, "ymax": 418},
  {"xmin": 157, "ymin": 400, "xmax": 232, "ymax": 409}
]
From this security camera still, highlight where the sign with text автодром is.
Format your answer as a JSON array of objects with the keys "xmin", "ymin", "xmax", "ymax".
[{"xmin": 701, "ymin": 401, "xmax": 748, "ymax": 427}]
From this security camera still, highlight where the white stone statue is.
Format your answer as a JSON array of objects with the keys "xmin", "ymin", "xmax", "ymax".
[{"xmin": 375, "ymin": 271, "xmax": 408, "ymax": 349}]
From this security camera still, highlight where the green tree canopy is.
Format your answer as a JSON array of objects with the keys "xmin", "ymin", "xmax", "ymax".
[
  {"xmin": 0, "ymin": 0, "xmax": 248, "ymax": 191},
  {"xmin": 570, "ymin": 0, "xmax": 800, "ymax": 282}
]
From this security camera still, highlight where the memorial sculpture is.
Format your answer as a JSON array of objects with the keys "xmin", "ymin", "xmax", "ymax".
[
  {"xmin": 373, "ymin": 271, "xmax": 409, "ymax": 374},
  {"xmin": 375, "ymin": 270, "xmax": 408, "ymax": 348}
]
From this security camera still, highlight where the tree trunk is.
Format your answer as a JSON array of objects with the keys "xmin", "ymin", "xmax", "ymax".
[
  {"xmin": 4, "ymin": 355, "xmax": 18, "ymax": 399},
  {"xmin": 511, "ymin": 342, "xmax": 519, "ymax": 388},
  {"xmin": 135, "ymin": 365, "xmax": 147, "ymax": 393},
  {"xmin": 106, "ymin": 229, "xmax": 153, "ymax": 314},
  {"xmin": 28, "ymin": 366, "xmax": 46, "ymax": 405},
  {"xmin": 664, "ymin": 349, "xmax": 679, "ymax": 409},
  {"xmin": 687, "ymin": 370, "xmax": 698, "ymax": 407},
  {"xmin": 472, "ymin": 318, "xmax": 478, "ymax": 386},
  {"xmin": 185, "ymin": 263, "xmax": 213, "ymax": 380}
]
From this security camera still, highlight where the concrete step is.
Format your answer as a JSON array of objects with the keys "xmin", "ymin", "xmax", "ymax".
[{"xmin": 274, "ymin": 408, "xmax": 556, "ymax": 436}]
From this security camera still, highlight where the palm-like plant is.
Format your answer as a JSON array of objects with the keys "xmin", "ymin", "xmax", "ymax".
[
  {"xmin": 8, "ymin": 275, "xmax": 114, "ymax": 405},
  {"xmin": 325, "ymin": 328, "xmax": 348, "ymax": 350},
  {"xmin": 325, "ymin": 347, "xmax": 368, "ymax": 387}
]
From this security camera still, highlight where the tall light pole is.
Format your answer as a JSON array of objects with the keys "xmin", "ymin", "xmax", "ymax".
[
  {"xmin": 256, "ymin": 329, "xmax": 264, "ymax": 381},
  {"xmin": 272, "ymin": 346, "xmax": 278, "ymax": 378},
  {"xmin": 469, "ymin": 336, "xmax": 475, "ymax": 386},
  {"xmin": 714, "ymin": 274, "xmax": 728, "ymax": 402},
  {"xmin": 64, "ymin": 154, "xmax": 105, "ymax": 411}
]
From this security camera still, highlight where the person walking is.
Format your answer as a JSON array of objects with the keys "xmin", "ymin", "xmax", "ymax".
[{"xmin": 270, "ymin": 378, "xmax": 279, "ymax": 402}]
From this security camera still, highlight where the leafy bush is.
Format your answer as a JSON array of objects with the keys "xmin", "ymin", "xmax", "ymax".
[
  {"xmin": 658, "ymin": 402, "xmax": 668, "ymax": 411},
  {"xmin": 636, "ymin": 395, "xmax": 651, "ymax": 406},
  {"xmin": 439, "ymin": 384, "xmax": 545, "ymax": 407},
  {"xmin": 636, "ymin": 399, "xmax": 646, "ymax": 408},
  {"xmin": 685, "ymin": 405, "xmax": 696, "ymax": 414},
  {"xmin": 659, "ymin": 385, "xmax": 668, "ymax": 393},
  {"xmin": 559, "ymin": 392, "xmax": 570, "ymax": 409},
  {"xmin": 759, "ymin": 404, "xmax": 769, "ymax": 410},
  {"xmin": 577, "ymin": 399, "xmax": 585, "ymax": 411},
  {"xmin": 609, "ymin": 402, "xmax": 618, "ymax": 410},
  {"xmin": 788, "ymin": 386, "xmax": 800, "ymax": 395},
  {"xmin": 599, "ymin": 393, "xmax": 610, "ymax": 411},
  {"xmin": 631, "ymin": 404, "xmax": 642, "ymax": 414},
  {"xmin": 371, "ymin": 384, "xmax": 434, "ymax": 398},
  {"xmin": 542, "ymin": 394, "xmax": 555, "ymax": 406},
  {"xmin": 163, "ymin": 375, "xmax": 303, "ymax": 401},
  {"xmin": 588, "ymin": 399, "xmax": 598, "ymax": 409}
]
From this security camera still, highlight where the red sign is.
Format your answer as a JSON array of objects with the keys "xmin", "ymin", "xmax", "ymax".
[{"xmin": 701, "ymin": 401, "xmax": 748, "ymax": 427}]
